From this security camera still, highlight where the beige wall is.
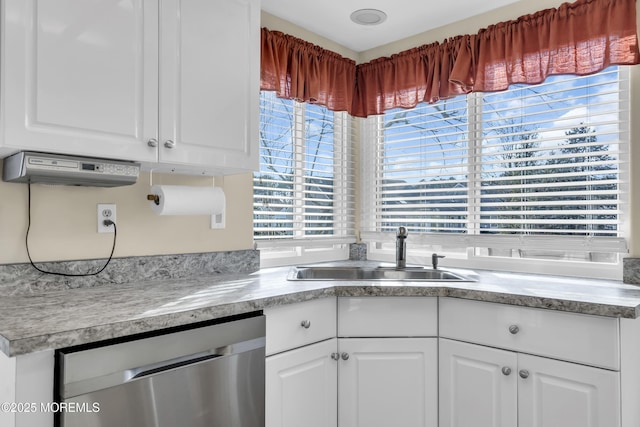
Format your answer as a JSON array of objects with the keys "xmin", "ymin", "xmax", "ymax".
[
  {"xmin": 359, "ymin": 0, "xmax": 570, "ymax": 63},
  {"xmin": 1, "ymin": 1, "xmax": 637, "ymax": 265},
  {"xmin": 261, "ymin": 12, "xmax": 359, "ymax": 62},
  {"xmin": 0, "ymin": 168, "xmax": 255, "ymax": 264}
]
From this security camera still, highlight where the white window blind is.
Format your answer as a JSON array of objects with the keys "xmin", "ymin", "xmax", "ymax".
[
  {"xmin": 362, "ymin": 66, "xmax": 629, "ymax": 274},
  {"xmin": 374, "ymin": 96, "xmax": 469, "ymax": 234},
  {"xmin": 478, "ymin": 68, "xmax": 626, "ymax": 238},
  {"xmin": 254, "ymin": 91, "xmax": 355, "ymax": 264}
]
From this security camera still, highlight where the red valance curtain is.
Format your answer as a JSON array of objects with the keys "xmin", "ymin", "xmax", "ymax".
[
  {"xmin": 352, "ymin": 0, "xmax": 640, "ymax": 117},
  {"xmin": 260, "ymin": 28, "xmax": 356, "ymax": 112},
  {"xmin": 351, "ymin": 37, "xmax": 473, "ymax": 117}
]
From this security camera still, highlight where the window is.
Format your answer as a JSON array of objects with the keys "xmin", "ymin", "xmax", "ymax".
[
  {"xmin": 361, "ymin": 66, "xmax": 629, "ymax": 279},
  {"xmin": 254, "ymin": 91, "xmax": 355, "ymax": 267}
]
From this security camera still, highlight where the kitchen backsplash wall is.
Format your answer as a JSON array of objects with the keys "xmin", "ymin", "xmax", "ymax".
[
  {"xmin": 0, "ymin": 250, "xmax": 260, "ymax": 296},
  {"xmin": 0, "ymin": 164, "xmax": 255, "ymax": 264}
]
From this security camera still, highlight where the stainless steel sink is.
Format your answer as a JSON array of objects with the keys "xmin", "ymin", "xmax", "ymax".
[{"xmin": 287, "ymin": 266, "xmax": 473, "ymax": 282}]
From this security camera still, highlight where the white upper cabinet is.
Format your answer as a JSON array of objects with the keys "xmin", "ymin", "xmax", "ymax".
[
  {"xmin": 0, "ymin": 0, "xmax": 158, "ymax": 162},
  {"xmin": 0, "ymin": 0, "xmax": 259, "ymax": 176},
  {"xmin": 158, "ymin": 0, "xmax": 259, "ymax": 174}
]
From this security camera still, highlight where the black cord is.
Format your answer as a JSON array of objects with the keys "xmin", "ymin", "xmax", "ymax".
[{"xmin": 26, "ymin": 183, "xmax": 117, "ymax": 277}]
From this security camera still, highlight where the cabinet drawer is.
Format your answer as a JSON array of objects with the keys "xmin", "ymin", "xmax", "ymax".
[
  {"xmin": 439, "ymin": 297, "xmax": 619, "ymax": 370},
  {"xmin": 265, "ymin": 297, "xmax": 336, "ymax": 356},
  {"xmin": 338, "ymin": 297, "xmax": 438, "ymax": 337}
]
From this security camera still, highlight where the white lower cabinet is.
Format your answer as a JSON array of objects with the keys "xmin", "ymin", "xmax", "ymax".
[
  {"xmin": 338, "ymin": 297, "xmax": 438, "ymax": 427},
  {"xmin": 267, "ymin": 296, "xmax": 628, "ymax": 427},
  {"xmin": 518, "ymin": 352, "xmax": 619, "ymax": 427},
  {"xmin": 440, "ymin": 338, "xmax": 621, "ymax": 427},
  {"xmin": 338, "ymin": 337, "xmax": 438, "ymax": 427},
  {"xmin": 266, "ymin": 337, "xmax": 437, "ymax": 427},
  {"xmin": 265, "ymin": 298, "xmax": 338, "ymax": 427},
  {"xmin": 439, "ymin": 339, "xmax": 517, "ymax": 427},
  {"xmin": 266, "ymin": 338, "xmax": 338, "ymax": 427},
  {"xmin": 265, "ymin": 296, "xmax": 438, "ymax": 427}
]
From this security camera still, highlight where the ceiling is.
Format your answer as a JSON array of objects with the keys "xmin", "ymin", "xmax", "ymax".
[{"xmin": 261, "ymin": 0, "xmax": 522, "ymax": 52}]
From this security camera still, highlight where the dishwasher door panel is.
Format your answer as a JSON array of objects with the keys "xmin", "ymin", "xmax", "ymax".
[{"xmin": 61, "ymin": 342, "xmax": 264, "ymax": 427}]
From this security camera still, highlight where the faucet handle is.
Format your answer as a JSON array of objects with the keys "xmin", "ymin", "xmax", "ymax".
[{"xmin": 432, "ymin": 253, "xmax": 445, "ymax": 269}]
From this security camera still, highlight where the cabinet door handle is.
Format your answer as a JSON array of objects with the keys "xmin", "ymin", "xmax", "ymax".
[
  {"xmin": 147, "ymin": 138, "xmax": 158, "ymax": 147},
  {"xmin": 341, "ymin": 352, "xmax": 349, "ymax": 361},
  {"xmin": 164, "ymin": 140, "xmax": 176, "ymax": 149},
  {"xmin": 508, "ymin": 325, "xmax": 520, "ymax": 334},
  {"xmin": 519, "ymin": 369, "xmax": 530, "ymax": 379},
  {"xmin": 330, "ymin": 353, "xmax": 340, "ymax": 361},
  {"xmin": 300, "ymin": 320, "xmax": 311, "ymax": 329},
  {"xmin": 501, "ymin": 366, "xmax": 512, "ymax": 376}
]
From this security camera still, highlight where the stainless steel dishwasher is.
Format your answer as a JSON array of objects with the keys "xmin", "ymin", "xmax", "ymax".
[{"xmin": 57, "ymin": 314, "xmax": 265, "ymax": 427}]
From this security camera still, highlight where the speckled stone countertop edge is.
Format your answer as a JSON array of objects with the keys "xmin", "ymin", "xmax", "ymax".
[
  {"xmin": 441, "ymin": 288, "xmax": 640, "ymax": 319},
  {"xmin": 0, "ymin": 287, "xmax": 338, "ymax": 357},
  {"xmin": 333, "ymin": 285, "xmax": 640, "ymax": 318},
  {"xmin": 3, "ymin": 263, "xmax": 640, "ymax": 357}
]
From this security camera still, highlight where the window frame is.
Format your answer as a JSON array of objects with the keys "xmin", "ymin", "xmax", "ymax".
[
  {"xmin": 254, "ymin": 92, "xmax": 356, "ymax": 267},
  {"xmin": 360, "ymin": 67, "xmax": 630, "ymax": 280}
]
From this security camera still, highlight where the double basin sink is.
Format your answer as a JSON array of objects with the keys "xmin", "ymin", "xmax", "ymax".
[{"xmin": 287, "ymin": 265, "xmax": 473, "ymax": 282}]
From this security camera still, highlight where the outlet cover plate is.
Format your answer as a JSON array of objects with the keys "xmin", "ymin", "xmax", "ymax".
[{"xmin": 97, "ymin": 203, "xmax": 116, "ymax": 233}]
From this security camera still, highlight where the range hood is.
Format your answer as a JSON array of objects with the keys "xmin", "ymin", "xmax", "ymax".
[{"xmin": 2, "ymin": 152, "xmax": 140, "ymax": 187}]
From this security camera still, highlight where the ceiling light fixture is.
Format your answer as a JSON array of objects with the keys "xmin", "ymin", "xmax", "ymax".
[{"xmin": 350, "ymin": 9, "xmax": 387, "ymax": 26}]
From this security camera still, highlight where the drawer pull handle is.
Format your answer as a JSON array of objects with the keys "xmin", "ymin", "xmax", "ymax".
[
  {"xmin": 331, "ymin": 353, "xmax": 340, "ymax": 361},
  {"xmin": 300, "ymin": 320, "xmax": 311, "ymax": 329},
  {"xmin": 508, "ymin": 325, "xmax": 520, "ymax": 334},
  {"xmin": 341, "ymin": 352, "xmax": 350, "ymax": 361},
  {"xmin": 147, "ymin": 138, "xmax": 158, "ymax": 147},
  {"xmin": 164, "ymin": 140, "xmax": 176, "ymax": 149},
  {"xmin": 519, "ymin": 369, "xmax": 530, "ymax": 379},
  {"xmin": 501, "ymin": 366, "xmax": 512, "ymax": 376}
]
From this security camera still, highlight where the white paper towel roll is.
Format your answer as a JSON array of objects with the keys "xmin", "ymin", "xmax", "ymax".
[{"xmin": 148, "ymin": 185, "xmax": 225, "ymax": 216}]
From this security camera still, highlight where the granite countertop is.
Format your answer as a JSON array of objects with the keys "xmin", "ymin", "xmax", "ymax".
[{"xmin": 2, "ymin": 261, "xmax": 640, "ymax": 357}]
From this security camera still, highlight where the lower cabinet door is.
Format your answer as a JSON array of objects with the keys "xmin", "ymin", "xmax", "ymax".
[
  {"xmin": 266, "ymin": 338, "xmax": 337, "ymax": 427},
  {"xmin": 338, "ymin": 337, "xmax": 438, "ymax": 427},
  {"xmin": 439, "ymin": 338, "xmax": 518, "ymax": 427},
  {"xmin": 518, "ymin": 353, "xmax": 620, "ymax": 427}
]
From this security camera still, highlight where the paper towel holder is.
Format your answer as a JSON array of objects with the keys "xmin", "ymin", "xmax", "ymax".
[
  {"xmin": 145, "ymin": 187, "xmax": 225, "ymax": 229},
  {"xmin": 147, "ymin": 194, "xmax": 160, "ymax": 205}
]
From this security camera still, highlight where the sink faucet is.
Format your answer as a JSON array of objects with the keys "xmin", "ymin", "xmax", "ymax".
[{"xmin": 396, "ymin": 227, "xmax": 408, "ymax": 269}]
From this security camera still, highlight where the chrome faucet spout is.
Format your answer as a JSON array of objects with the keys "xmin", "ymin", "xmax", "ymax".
[{"xmin": 396, "ymin": 227, "xmax": 408, "ymax": 269}]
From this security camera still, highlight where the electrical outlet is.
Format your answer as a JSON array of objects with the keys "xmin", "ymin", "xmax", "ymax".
[{"xmin": 97, "ymin": 204, "xmax": 116, "ymax": 233}]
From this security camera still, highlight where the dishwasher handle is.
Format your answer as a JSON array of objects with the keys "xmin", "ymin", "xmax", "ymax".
[
  {"xmin": 126, "ymin": 337, "xmax": 264, "ymax": 382},
  {"xmin": 61, "ymin": 336, "xmax": 265, "ymax": 399},
  {"xmin": 128, "ymin": 352, "xmax": 223, "ymax": 380}
]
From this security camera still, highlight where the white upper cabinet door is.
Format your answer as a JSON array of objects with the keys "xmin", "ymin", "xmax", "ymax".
[
  {"xmin": 518, "ymin": 353, "xmax": 620, "ymax": 427},
  {"xmin": 338, "ymin": 338, "xmax": 438, "ymax": 427},
  {"xmin": 1, "ymin": 0, "xmax": 158, "ymax": 161},
  {"xmin": 439, "ymin": 338, "xmax": 518, "ymax": 427},
  {"xmin": 158, "ymin": 0, "xmax": 259, "ymax": 175}
]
